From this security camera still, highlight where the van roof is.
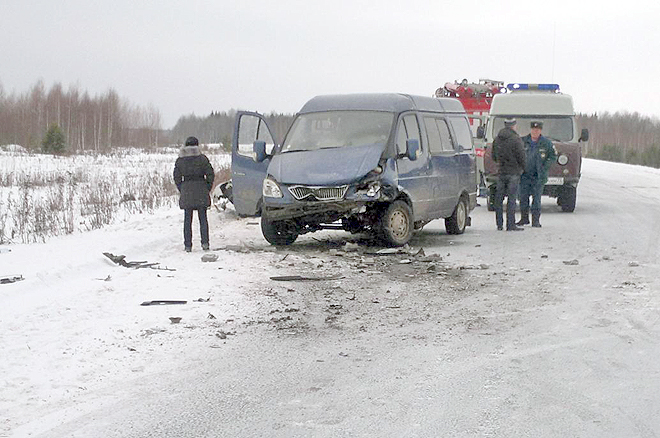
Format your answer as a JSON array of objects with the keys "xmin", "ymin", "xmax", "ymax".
[
  {"xmin": 490, "ymin": 92, "xmax": 575, "ymax": 116},
  {"xmin": 299, "ymin": 93, "xmax": 465, "ymax": 114}
]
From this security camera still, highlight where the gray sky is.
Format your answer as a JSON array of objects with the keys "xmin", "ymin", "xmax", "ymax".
[{"xmin": 1, "ymin": 0, "xmax": 659, "ymax": 129}]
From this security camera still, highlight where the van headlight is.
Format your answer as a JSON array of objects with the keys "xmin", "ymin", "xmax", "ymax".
[
  {"xmin": 263, "ymin": 177, "xmax": 283, "ymax": 198},
  {"xmin": 557, "ymin": 154, "xmax": 569, "ymax": 165}
]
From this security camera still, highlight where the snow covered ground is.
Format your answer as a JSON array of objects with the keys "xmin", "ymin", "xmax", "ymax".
[{"xmin": 2, "ymin": 158, "xmax": 660, "ymax": 436}]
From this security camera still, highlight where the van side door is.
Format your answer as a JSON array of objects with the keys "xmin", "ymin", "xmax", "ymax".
[
  {"xmin": 424, "ymin": 116, "xmax": 459, "ymax": 217},
  {"xmin": 447, "ymin": 115, "xmax": 477, "ymax": 200},
  {"xmin": 394, "ymin": 113, "xmax": 432, "ymax": 220},
  {"xmin": 231, "ymin": 112, "xmax": 276, "ymax": 216}
]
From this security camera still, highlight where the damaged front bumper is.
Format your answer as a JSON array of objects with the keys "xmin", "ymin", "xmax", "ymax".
[{"xmin": 263, "ymin": 182, "xmax": 398, "ymax": 222}]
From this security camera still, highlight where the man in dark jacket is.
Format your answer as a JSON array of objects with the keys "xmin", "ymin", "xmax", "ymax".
[
  {"xmin": 173, "ymin": 136, "xmax": 215, "ymax": 252},
  {"xmin": 517, "ymin": 121, "xmax": 557, "ymax": 228},
  {"xmin": 492, "ymin": 118, "xmax": 526, "ymax": 231}
]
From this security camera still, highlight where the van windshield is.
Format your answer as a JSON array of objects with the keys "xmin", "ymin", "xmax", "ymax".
[
  {"xmin": 282, "ymin": 111, "xmax": 394, "ymax": 152},
  {"xmin": 492, "ymin": 116, "xmax": 573, "ymax": 142}
]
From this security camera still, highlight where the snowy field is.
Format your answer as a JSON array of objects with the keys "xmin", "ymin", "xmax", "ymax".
[
  {"xmin": 0, "ymin": 148, "xmax": 230, "ymax": 244},
  {"xmin": 2, "ymin": 157, "xmax": 660, "ymax": 436}
]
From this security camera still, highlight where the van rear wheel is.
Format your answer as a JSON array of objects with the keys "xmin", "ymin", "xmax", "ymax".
[
  {"xmin": 445, "ymin": 197, "xmax": 468, "ymax": 235},
  {"xmin": 487, "ymin": 186, "xmax": 496, "ymax": 211},
  {"xmin": 379, "ymin": 200, "xmax": 413, "ymax": 247},
  {"xmin": 261, "ymin": 216, "xmax": 299, "ymax": 246}
]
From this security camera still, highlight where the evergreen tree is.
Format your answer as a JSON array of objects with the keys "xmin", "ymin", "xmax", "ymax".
[{"xmin": 42, "ymin": 124, "xmax": 67, "ymax": 154}]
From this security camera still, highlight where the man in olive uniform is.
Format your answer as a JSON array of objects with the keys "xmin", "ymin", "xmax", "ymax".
[
  {"xmin": 517, "ymin": 121, "xmax": 557, "ymax": 227},
  {"xmin": 492, "ymin": 118, "xmax": 526, "ymax": 231}
]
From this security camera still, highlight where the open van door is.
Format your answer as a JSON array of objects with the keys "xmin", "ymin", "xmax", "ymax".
[{"xmin": 231, "ymin": 112, "xmax": 276, "ymax": 216}]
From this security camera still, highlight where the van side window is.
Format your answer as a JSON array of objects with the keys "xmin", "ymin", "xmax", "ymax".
[
  {"xmin": 238, "ymin": 115, "xmax": 275, "ymax": 157},
  {"xmin": 436, "ymin": 118, "xmax": 454, "ymax": 152},
  {"xmin": 448, "ymin": 116, "xmax": 473, "ymax": 151},
  {"xmin": 424, "ymin": 117, "xmax": 443, "ymax": 155},
  {"xmin": 396, "ymin": 114, "xmax": 421, "ymax": 155}
]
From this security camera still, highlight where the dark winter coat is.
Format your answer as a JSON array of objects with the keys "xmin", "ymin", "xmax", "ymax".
[
  {"xmin": 492, "ymin": 127, "xmax": 525, "ymax": 176},
  {"xmin": 173, "ymin": 145, "xmax": 215, "ymax": 209},
  {"xmin": 520, "ymin": 134, "xmax": 557, "ymax": 184}
]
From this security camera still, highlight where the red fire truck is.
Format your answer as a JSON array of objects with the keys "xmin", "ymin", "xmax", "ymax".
[{"xmin": 435, "ymin": 79, "xmax": 505, "ymax": 194}]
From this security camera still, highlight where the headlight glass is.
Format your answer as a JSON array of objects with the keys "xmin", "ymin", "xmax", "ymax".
[
  {"xmin": 557, "ymin": 154, "xmax": 569, "ymax": 165},
  {"xmin": 263, "ymin": 177, "xmax": 283, "ymax": 198}
]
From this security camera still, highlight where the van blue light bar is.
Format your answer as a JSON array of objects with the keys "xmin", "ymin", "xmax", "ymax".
[{"xmin": 507, "ymin": 83, "xmax": 560, "ymax": 92}]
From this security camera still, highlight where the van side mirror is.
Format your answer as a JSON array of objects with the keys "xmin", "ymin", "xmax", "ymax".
[
  {"xmin": 406, "ymin": 139, "xmax": 419, "ymax": 161},
  {"xmin": 476, "ymin": 126, "xmax": 485, "ymax": 139},
  {"xmin": 579, "ymin": 128, "xmax": 590, "ymax": 142},
  {"xmin": 254, "ymin": 140, "xmax": 267, "ymax": 162}
]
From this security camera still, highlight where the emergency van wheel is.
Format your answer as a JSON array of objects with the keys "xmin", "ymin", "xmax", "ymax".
[
  {"xmin": 487, "ymin": 186, "xmax": 496, "ymax": 211},
  {"xmin": 379, "ymin": 200, "xmax": 413, "ymax": 247},
  {"xmin": 559, "ymin": 186, "xmax": 577, "ymax": 212},
  {"xmin": 445, "ymin": 197, "xmax": 468, "ymax": 235},
  {"xmin": 261, "ymin": 216, "xmax": 299, "ymax": 245}
]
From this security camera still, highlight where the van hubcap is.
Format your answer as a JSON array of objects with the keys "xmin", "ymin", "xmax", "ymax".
[
  {"xmin": 390, "ymin": 210, "xmax": 409, "ymax": 238},
  {"xmin": 457, "ymin": 202, "xmax": 466, "ymax": 229}
]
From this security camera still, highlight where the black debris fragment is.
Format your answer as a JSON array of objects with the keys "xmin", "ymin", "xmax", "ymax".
[
  {"xmin": 103, "ymin": 252, "xmax": 176, "ymax": 271},
  {"xmin": 270, "ymin": 274, "xmax": 344, "ymax": 281},
  {"xmin": 140, "ymin": 300, "xmax": 187, "ymax": 306},
  {"xmin": 1, "ymin": 275, "xmax": 24, "ymax": 284}
]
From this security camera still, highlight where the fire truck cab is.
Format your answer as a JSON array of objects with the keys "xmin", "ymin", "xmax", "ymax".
[{"xmin": 481, "ymin": 83, "xmax": 590, "ymax": 212}]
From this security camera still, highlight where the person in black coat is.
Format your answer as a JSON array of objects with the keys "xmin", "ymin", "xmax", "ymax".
[
  {"xmin": 491, "ymin": 118, "xmax": 526, "ymax": 231},
  {"xmin": 173, "ymin": 136, "xmax": 215, "ymax": 252}
]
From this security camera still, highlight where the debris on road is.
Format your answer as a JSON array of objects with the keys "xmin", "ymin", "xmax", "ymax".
[
  {"xmin": 193, "ymin": 297, "xmax": 211, "ymax": 302},
  {"xmin": 103, "ymin": 252, "xmax": 176, "ymax": 271},
  {"xmin": 1, "ymin": 275, "xmax": 24, "ymax": 284},
  {"xmin": 201, "ymin": 253, "xmax": 219, "ymax": 262},
  {"xmin": 628, "ymin": 261, "xmax": 640, "ymax": 267},
  {"xmin": 563, "ymin": 259, "xmax": 580, "ymax": 265},
  {"xmin": 140, "ymin": 300, "xmax": 187, "ymax": 306},
  {"xmin": 169, "ymin": 317, "xmax": 182, "ymax": 324},
  {"xmin": 270, "ymin": 274, "xmax": 344, "ymax": 281}
]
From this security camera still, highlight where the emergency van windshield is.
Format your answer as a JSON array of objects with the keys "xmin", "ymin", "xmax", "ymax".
[
  {"xmin": 493, "ymin": 116, "xmax": 573, "ymax": 142},
  {"xmin": 282, "ymin": 111, "xmax": 394, "ymax": 152}
]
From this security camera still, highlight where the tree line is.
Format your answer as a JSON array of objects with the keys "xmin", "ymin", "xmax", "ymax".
[
  {"xmin": 170, "ymin": 110, "xmax": 295, "ymax": 151},
  {"xmin": 2, "ymin": 80, "xmax": 660, "ymax": 169},
  {"xmin": 0, "ymin": 80, "xmax": 163, "ymax": 153},
  {"xmin": 578, "ymin": 112, "xmax": 660, "ymax": 168}
]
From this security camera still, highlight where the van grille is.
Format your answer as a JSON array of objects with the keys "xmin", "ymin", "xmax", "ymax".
[{"xmin": 288, "ymin": 185, "xmax": 349, "ymax": 201}]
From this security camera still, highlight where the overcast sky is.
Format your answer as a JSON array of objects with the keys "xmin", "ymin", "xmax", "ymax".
[{"xmin": 1, "ymin": 0, "xmax": 659, "ymax": 129}]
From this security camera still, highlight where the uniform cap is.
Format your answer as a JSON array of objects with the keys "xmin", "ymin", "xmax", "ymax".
[
  {"xmin": 185, "ymin": 136, "xmax": 199, "ymax": 146},
  {"xmin": 530, "ymin": 121, "xmax": 543, "ymax": 129},
  {"xmin": 504, "ymin": 118, "xmax": 517, "ymax": 127}
]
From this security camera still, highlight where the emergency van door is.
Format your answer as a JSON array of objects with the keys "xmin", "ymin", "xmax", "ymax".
[{"xmin": 231, "ymin": 112, "xmax": 275, "ymax": 216}]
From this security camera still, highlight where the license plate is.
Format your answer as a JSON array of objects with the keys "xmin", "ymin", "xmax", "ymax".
[{"xmin": 546, "ymin": 177, "xmax": 564, "ymax": 185}]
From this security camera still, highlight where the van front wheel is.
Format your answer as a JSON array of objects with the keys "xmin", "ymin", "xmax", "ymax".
[
  {"xmin": 261, "ymin": 216, "xmax": 299, "ymax": 246},
  {"xmin": 445, "ymin": 197, "xmax": 468, "ymax": 235},
  {"xmin": 379, "ymin": 200, "xmax": 413, "ymax": 247}
]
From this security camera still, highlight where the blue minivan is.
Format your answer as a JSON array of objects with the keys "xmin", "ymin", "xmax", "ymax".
[{"xmin": 230, "ymin": 93, "xmax": 477, "ymax": 246}]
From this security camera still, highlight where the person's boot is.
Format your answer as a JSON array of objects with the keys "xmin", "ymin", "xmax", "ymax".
[
  {"xmin": 202, "ymin": 243, "xmax": 210, "ymax": 251},
  {"xmin": 506, "ymin": 224, "xmax": 524, "ymax": 231},
  {"xmin": 185, "ymin": 246, "xmax": 192, "ymax": 252},
  {"xmin": 531, "ymin": 211, "xmax": 541, "ymax": 228},
  {"xmin": 516, "ymin": 209, "xmax": 530, "ymax": 226}
]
